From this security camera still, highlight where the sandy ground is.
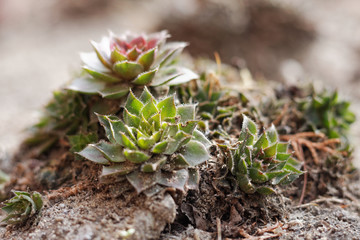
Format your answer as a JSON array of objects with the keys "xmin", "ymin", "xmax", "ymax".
[{"xmin": 1, "ymin": 0, "xmax": 360, "ymax": 166}]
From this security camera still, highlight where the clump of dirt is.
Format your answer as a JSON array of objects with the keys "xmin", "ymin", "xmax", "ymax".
[
  {"xmin": 0, "ymin": 183, "xmax": 177, "ymax": 240},
  {"xmin": 282, "ymin": 202, "xmax": 360, "ymax": 239}
]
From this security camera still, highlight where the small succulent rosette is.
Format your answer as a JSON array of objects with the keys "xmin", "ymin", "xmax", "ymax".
[
  {"xmin": 78, "ymin": 87, "xmax": 211, "ymax": 195},
  {"xmin": 226, "ymin": 115, "xmax": 303, "ymax": 195},
  {"xmin": 1, "ymin": 191, "xmax": 43, "ymax": 225},
  {"xmin": 300, "ymin": 90, "xmax": 356, "ymax": 143},
  {"xmin": 68, "ymin": 30, "xmax": 198, "ymax": 99}
]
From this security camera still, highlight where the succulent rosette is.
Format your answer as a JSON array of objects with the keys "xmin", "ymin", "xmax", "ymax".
[
  {"xmin": 226, "ymin": 115, "xmax": 303, "ymax": 195},
  {"xmin": 78, "ymin": 87, "xmax": 211, "ymax": 195},
  {"xmin": 68, "ymin": 30, "xmax": 198, "ymax": 99},
  {"xmin": 1, "ymin": 191, "xmax": 43, "ymax": 225}
]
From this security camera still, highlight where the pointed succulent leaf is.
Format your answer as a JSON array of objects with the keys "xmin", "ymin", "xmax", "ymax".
[
  {"xmin": 97, "ymin": 114, "xmax": 125, "ymax": 143},
  {"xmin": 125, "ymin": 90, "xmax": 144, "ymax": 115},
  {"xmin": 237, "ymin": 175, "xmax": 256, "ymax": 194},
  {"xmin": 263, "ymin": 143, "xmax": 278, "ymax": 158},
  {"xmin": 164, "ymin": 67, "xmax": 199, "ymax": 86},
  {"xmin": 80, "ymin": 52, "xmax": 110, "ymax": 72},
  {"xmin": 131, "ymin": 68, "xmax": 157, "ymax": 85},
  {"xmin": 141, "ymin": 156, "xmax": 167, "ymax": 173},
  {"xmin": 151, "ymin": 141, "xmax": 168, "ymax": 154},
  {"xmin": 154, "ymin": 42, "xmax": 188, "ymax": 67},
  {"xmin": 157, "ymin": 96, "xmax": 177, "ymax": 120},
  {"xmin": 113, "ymin": 61, "xmax": 144, "ymax": 81},
  {"xmin": 156, "ymin": 169, "xmax": 189, "ymax": 192},
  {"xmin": 192, "ymin": 129, "xmax": 212, "ymax": 148},
  {"xmin": 118, "ymin": 132, "xmax": 137, "ymax": 150},
  {"xmin": 256, "ymin": 187, "xmax": 275, "ymax": 195},
  {"xmin": 137, "ymin": 137, "xmax": 156, "ymax": 150},
  {"xmin": 179, "ymin": 121, "xmax": 198, "ymax": 135},
  {"xmin": 78, "ymin": 141, "xmax": 125, "ymax": 163},
  {"xmin": 266, "ymin": 124, "xmax": 279, "ymax": 144},
  {"xmin": 137, "ymin": 48, "xmax": 156, "ymax": 70},
  {"xmin": 101, "ymin": 163, "xmax": 135, "ymax": 177},
  {"xmin": 177, "ymin": 104, "xmax": 196, "ymax": 123},
  {"xmin": 90, "ymin": 38, "xmax": 111, "ymax": 68},
  {"xmin": 77, "ymin": 144, "xmax": 110, "ymax": 164},
  {"xmin": 178, "ymin": 140, "xmax": 210, "ymax": 166},
  {"xmin": 139, "ymin": 86, "xmax": 154, "ymax": 103},
  {"xmin": 98, "ymin": 85, "xmax": 129, "ymax": 99},
  {"xmin": 83, "ymin": 67, "xmax": 120, "ymax": 83},
  {"xmin": 277, "ymin": 142, "xmax": 288, "ymax": 153},
  {"xmin": 111, "ymin": 48, "xmax": 127, "ymax": 62},
  {"xmin": 141, "ymin": 98, "xmax": 159, "ymax": 119},
  {"xmin": 249, "ymin": 168, "xmax": 268, "ymax": 183},
  {"xmin": 67, "ymin": 77, "xmax": 106, "ymax": 94},
  {"xmin": 127, "ymin": 47, "xmax": 142, "ymax": 61},
  {"xmin": 123, "ymin": 109, "xmax": 141, "ymax": 127},
  {"xmin": 124, "ymin": 149, "xmax": 151, "ymax": 163},
  {"xmin": 241, "ymin": 115, "xmax": 257, "ymax": 136},
  {"xmin": 126, "ymin": 171, "xmax": 157, "ymax": 194}
]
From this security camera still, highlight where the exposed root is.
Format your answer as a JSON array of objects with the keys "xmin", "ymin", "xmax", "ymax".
[{"xmin": 280, "ymin": 132, "xmax": 342, "ymax": 165}]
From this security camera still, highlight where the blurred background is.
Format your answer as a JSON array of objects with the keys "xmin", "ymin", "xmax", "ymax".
[{"xmin": 1, "ymin": 0, "xmax": 360, "ymax": 165}]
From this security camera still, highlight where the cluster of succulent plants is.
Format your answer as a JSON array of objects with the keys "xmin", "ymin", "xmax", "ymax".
[
  {"xmin": 1, "ymin": 191, "xmax": 43, "ymax": 225},
  {"xmin": 25, "ymin": 90, "xmax": 90, "ymax": 154},
  {"xmin": 223, "ymin": 115, "xmax": 303, "ymax": 195},
  {"xmin": 78, "ymin": 87, "xmax": 211, "ymax": 194},
  {"xmin": 299, "ymin": 90, "xmax": 355, "ymax": 144},
  {"xmin": 68, "ymin": 30, "xmax": 198, "ymax": 99}
]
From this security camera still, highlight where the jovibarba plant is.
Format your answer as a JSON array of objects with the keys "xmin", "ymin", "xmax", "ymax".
[
  {"xmin": 226, "ymin": 115, "xmax": 303, "ymax": 195},
  {"xmin": 68, "ymin": 30, "xmax": 198, "ymax": 99},
  {"xmin": 78, "ymin": 87, "xmax": 211, "ymax": 194},
  {"xmin": 1, "ymin": 191, "xmax": 43, "ymax": 225},
  {"xmin": 299, "ymin": 90, "xmax": 355, "ymax": 144},
  {"xmin": 177, "ymin": 73, "xmax": 235, "ymax": 123}
]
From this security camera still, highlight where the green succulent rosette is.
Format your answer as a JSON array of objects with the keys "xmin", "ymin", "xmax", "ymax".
[
  {"xmin": 68, "ymin": 31, "xmax": 198, "ymax": 99},
  {"xmin": 78, "ymin": 87, "xmax": 211, "ymax": 194},
  {"xmin": 299, "ymin": 90, "xmax": 356, "ymax": 145},
  {"xmin": 1, "ymin": 191, "xmax": 43, "ymax": 225},
  {"xmin": 178, "ymin": 75, "xmax": 235, "ymax": 123},
  {"xmin": 226, "ymin": 115, "xmax": 303, "ymax": 195}
]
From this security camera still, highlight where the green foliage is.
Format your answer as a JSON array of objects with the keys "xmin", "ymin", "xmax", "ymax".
[
  {"xmin": 226, "ymin": 115, "xmax": 303, "ymax": 195},
  {"xmin": 177, "ymin": 74, "xmax": 235, "ymax": 122},
  {"xmin": 68, "ymin": 31, "xmax": 198, "ymax": 99},
  {"xmin": 78, "ymin": 87, "xmax": 211, "ymax": 194},
  {"xmin": 299, "ymin": 90, "xmax": 355, "ymax": 143},
  {"xmin": 1, "ymin": 191, "xmax": 43, "ymax": 225},
  {"xmin": 25, "ymin": 90, "xmax": 91, "ymax": 154}
]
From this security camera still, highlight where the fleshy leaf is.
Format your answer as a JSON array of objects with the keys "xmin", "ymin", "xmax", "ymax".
[
  {"xmin": 125, "ymin": 90, "xmax": 144, "ymax": 115},
  {"xmin": 177, "ymin": 104, "xmax": 196, "ymax": 123},
  {"xmin": 124, "ymin": 149, "xmax": 151, "ymax": 163},
  {"xmin": 178, "ymin": 140, "xmax": 210, "ymax": 166},
  {"xmin": 137, "ymin": 48, "xmax": 156, "ymax": 70},
  {"xmin": 151, "ymin": 141, "xmax": 168, "ymax": 154},
  {"xmin": 98, "ymin": 85, "xmax": 129, "ymax": 99},
  {"xmin": 126, "ymin": 171, "xmax": 157, "ymax": 193},
  {"xmin": 132, "ymin": 68, "xmax": 157, "ymax": 85},
  {"xmin": 83, "ymin": 67, "xmax": 120, "ymax": 83},
  {"xmin": 113, "ymin": 61, "xmax": 144, "ymax": 80},
  {"xmin": 67, "ymin": 77, "xmax": 105, "ymax": 94},
  {"xmin": 157, "ymin": 96, "xmax": 176, "ymax": 120},
  {"xmin": 139, "ymin": 86, "xmax": 154, "ymax": 103},
  {"xmin": 156, "ymin": 169, "xmax": 189, "ymax": 192},
  {"xmin": 141, "ymin": 156, "xmax": 167, "ymax": 172},
  {"xmin": 141, "ymin": 98, "xmax": 159, "ymax": 119}
]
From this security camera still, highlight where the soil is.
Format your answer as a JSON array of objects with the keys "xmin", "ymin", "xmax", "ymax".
[{"xmin": 1, "ymin": 0, "xmax": 360, "ymax": 239}]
